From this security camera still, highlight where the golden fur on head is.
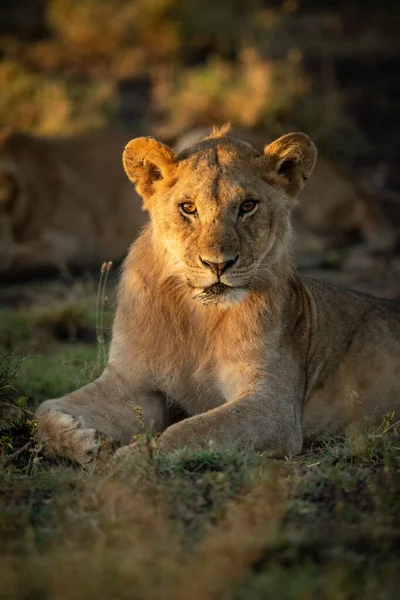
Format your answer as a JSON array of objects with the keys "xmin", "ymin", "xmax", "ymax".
[
  {"xmin": 264, "ymin": 132, "xmax": 317, "ymax": 198},
  {"xmin": 36, "ymin": 127, "xmax": 400, "ymax": 465},
  {"xmin": 206, "ymin": 122, "xmax": 232, "ymax": 139},
  {"xmin": 123, "ymin": 137, "xmax": 177, "ymax": 209},
  {"xmin": 0, "ymin": 128, "xmax": 147, "ymax": 272},
  {"xmin": 122, "ymin": 126, "xmax": 316, "ymax": 306}
]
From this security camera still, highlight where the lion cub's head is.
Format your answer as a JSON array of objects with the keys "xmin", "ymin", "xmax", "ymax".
[{"xmin": 123, "ymin": 125, "xmax": 317, "ymax": 305}]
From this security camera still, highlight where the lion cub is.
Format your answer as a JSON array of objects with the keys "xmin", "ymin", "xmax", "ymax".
[{"xmin": 36, "ymin": 125, "xmax": 400, "ymax": 464}]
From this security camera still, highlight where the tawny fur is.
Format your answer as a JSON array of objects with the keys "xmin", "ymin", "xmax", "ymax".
[
  {"xmin": 36, "ymin": 127, "xmax": 400, "ymax": 464},
  {"xmin": 0, "ymin": 129, "xmax": 147, "ymax": 272}
]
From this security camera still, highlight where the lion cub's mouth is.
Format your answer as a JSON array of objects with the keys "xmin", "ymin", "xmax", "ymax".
[
  {"xmin": 204, "ymin": 282, "xmax": 231, "ymax": 296},
  {"xmin": 193, "ymin": 282, "xmax": 233, "ymax": 303}
]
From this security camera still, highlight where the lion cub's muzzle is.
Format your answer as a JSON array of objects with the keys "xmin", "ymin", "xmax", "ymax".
[
  {"xmin": 199, "ymin": 254, "xmax": 239, "ymax": 279},
  {"xmin": 186, "ymin": 251, "xmax": 249, "ymax": 303},
  {"xmin": 189, "ymin": 253, "xmax": 244, "ymax": 303}
]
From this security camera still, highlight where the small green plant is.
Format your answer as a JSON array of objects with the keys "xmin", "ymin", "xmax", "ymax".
[
  {"xmin": 93, "ymin": 260, "xmax": 113, "ymax": 378},
  {"xmin": 0, "ymin": 354, "xmax": 24, "ymax": 429},
  {"xmin": 379, "ymin": 411, "xmax": 399, "ymax": 435},
  {"xmin": 0, "ymin": 354, "xmax": 40, "ymax": 467}
]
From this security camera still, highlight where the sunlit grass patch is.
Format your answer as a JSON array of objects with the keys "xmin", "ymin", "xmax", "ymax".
[
  {"xmin": 14, "ymin": 345, "xmax": 98, "ymax": 404},
  {"xmin": 0, "ymin": 299, "xmax": 112, "ymax": 355}
]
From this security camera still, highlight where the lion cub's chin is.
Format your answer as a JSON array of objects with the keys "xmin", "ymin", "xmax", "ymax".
[{"xmin": 191, "ymin": 283, "xmax": 248, "ymax": 308}]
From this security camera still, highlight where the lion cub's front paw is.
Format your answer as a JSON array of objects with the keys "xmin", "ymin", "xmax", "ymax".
[
  {"xmin": 37, "ymin": 411, "xmax": 101, "ymax": 465},
  {"xmin": 113, "ymin": 442, "xmax": 138, "ymax": 461},
  {"xmin": 157, "ymin": 420, "xmax": 205, "ymax": 453}
]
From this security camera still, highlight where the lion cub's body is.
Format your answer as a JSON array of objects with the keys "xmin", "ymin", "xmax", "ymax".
[
  {"xmin": 116, "ymin": 237, "xmax": 400, "ymax": 440},
  {"xmin": 299, "ymin": 279, "xmax": 400, "ymax": 435},
  {"xmin": 36, "ymin": 127, "xmax": 400, "ymax": 464}
]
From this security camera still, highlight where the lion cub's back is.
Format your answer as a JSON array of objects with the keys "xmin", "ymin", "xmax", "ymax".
[{"xmin": 302, "ymin": 277, "xmax": 400, "ymax": 436}]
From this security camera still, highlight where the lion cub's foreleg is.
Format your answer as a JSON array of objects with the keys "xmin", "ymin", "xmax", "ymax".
[
  {"xmin": 157, "ymin": 393, "xmax": 303, "ymax": 457},
  {"xmin": 157, "ymin": 359, "xmax": 305, "ymax": 457},
  {"xmin": 36, "ymin": 368, "xmax": 169, "ymax": 464}
]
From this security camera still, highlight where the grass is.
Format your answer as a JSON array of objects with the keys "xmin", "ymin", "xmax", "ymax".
[{"xmin": 0, "ymin": 277, "xmax": 399, "ymax": 599}]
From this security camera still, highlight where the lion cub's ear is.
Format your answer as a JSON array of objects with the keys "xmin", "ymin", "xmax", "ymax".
[
  {"xmin": 263, "ymin": 133, "xmax": 317, "ymax": 199},
  {"xmin": 123, "ymin": 137, "xmax": 177, "ymax": 208}
]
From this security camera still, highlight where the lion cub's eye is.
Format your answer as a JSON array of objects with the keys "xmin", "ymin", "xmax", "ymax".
[
  {"xmin": 240, "ymin": 199, "xmax": 258, "ymax": 215},
  {"xmin": 180, "ymin": 202, "xmax": 197, "ymax": 215}
]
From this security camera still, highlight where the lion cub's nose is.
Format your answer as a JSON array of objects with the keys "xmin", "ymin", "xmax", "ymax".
[{"xmin": 199, "ymin": 255, "xmax": 239, "ymax": 278}]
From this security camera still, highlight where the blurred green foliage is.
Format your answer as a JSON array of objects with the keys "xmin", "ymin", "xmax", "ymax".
[
  {"xmin": 154, "ymin": 48, "xmax": 307, "ymax": 137},
  {"xmin": 0, "ymin": 1, "xmax": 396, "ymax": 159},
  {"xmin": 0, "ymin": 59, "xmax": 115, "ymax": 134},
  {"xmin": 0, "ymin": 0, "xmax": 312, "ymax": 138}
]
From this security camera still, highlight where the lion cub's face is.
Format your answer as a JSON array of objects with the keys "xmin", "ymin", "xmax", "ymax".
[{"xmin": 123, "ymin": 126, "xmax": 317, "ymax": 305}]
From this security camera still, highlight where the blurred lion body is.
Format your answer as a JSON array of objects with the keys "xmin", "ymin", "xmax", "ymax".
[
  {"xmin": 36, "ymin": 126, "xmax": 400, "ymax": 464},
  {"xmin": 0, "ymin": 129, "xmax": 147, "ymax": 272}
]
